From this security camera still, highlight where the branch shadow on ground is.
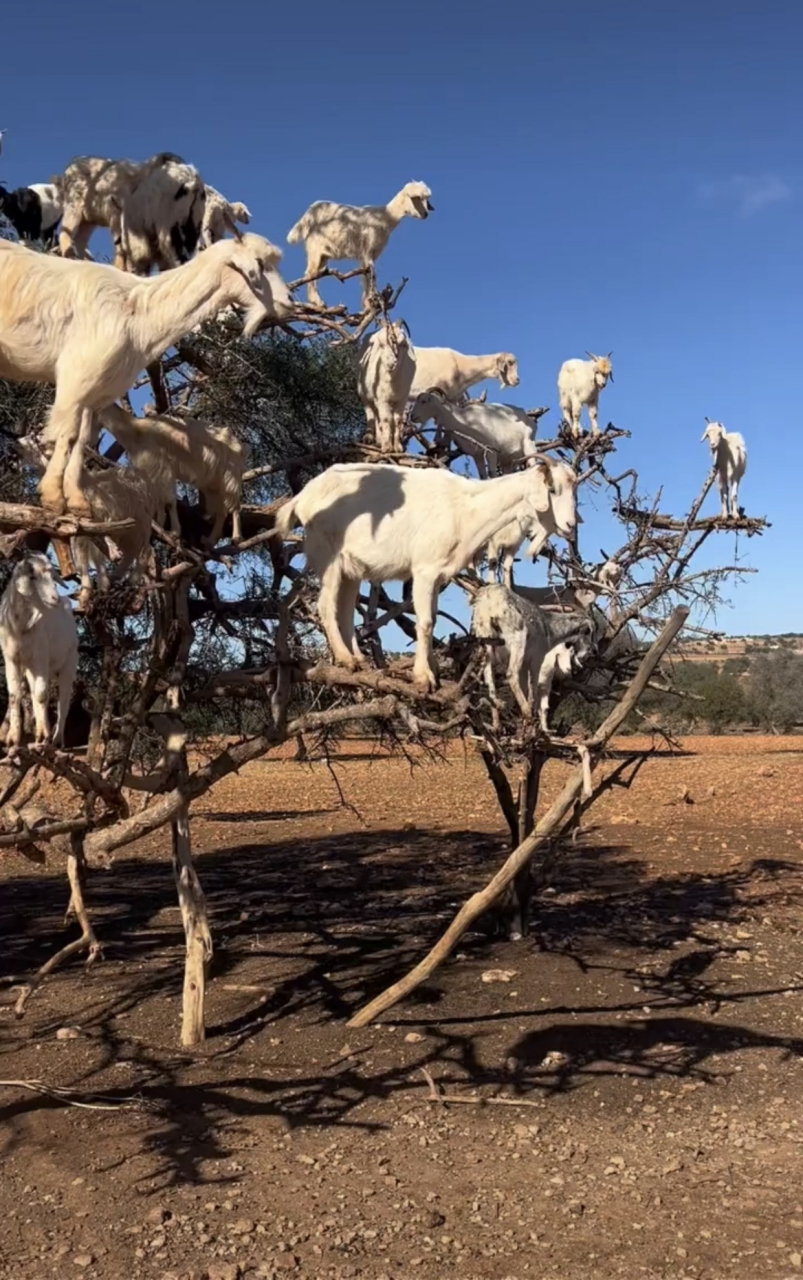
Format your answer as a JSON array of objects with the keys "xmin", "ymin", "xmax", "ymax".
[{"xmin": 1, "ymin": 824, "xmax": 801, "ymax": 1187}]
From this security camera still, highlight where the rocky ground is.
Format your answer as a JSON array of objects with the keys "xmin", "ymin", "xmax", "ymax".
[{"xmin": 1, "ymin": 736, "xmax": 802, "ymax": 1280}]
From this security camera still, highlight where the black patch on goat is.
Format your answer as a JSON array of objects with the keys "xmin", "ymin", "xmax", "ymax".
[{"xmin": 0, "ymin": 185, "xmax": 43, "ymax": 241}]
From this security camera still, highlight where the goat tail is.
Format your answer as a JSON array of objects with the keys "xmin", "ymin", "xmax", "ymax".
[
  {"xmin": 286, "ymin": 213, "xmax": 309, "ymax": 245},
  {"xmin": 273, "ymin": 496, "xmax": 298, "ymax": 540}
]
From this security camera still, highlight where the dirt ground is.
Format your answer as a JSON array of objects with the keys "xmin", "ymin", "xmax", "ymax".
[{"xmin": 1, "ymin": 735, "xmax": 802, "ymax": 1280}]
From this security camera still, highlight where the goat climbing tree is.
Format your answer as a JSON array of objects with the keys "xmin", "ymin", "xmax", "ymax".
[{"xmin": 0, "ymin": 260, "xmax": 769, "ymax": 1047}]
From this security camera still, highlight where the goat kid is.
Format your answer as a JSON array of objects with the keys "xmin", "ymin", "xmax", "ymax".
[{"xmin": 0, "ymin": 554, "xmax": 78, "ymax": 748}]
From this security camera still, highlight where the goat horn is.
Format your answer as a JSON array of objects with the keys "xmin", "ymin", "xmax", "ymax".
[
  {"xmin": 535, "ymin": 457, "xmax": 556, "ymax": 493},
  {"xmin": 224, "ymin": 212, "xmax": 243, "ymax": 241}
]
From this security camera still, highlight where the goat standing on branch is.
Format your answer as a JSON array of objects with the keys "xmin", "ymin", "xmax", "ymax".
[
  {"xmin": 558, "ymin": 352, "xmax": 613, "ymax": 436},
  {"xmin": 0, "ymin": 233, "xmax": 292, "ymax": 517},
  {"xmin": 701, "ymin": 419, "xmax": 747, "ymax": 518},
  {"xmin": 200, "ymin": 184, "xmax": 252, "ymax": 248},
  {"xmin": 275, "ymin": 457, "xmax": 578, "ymax": 693},
  {"xmin": 0, "ymin": 554, "xmax": 77, "ymax": 749},
  {"xmin": 99, "ymin": 403, "xmax": 245, "ymax": 545},
  {"xmin": 287, "ymin": 180, "xmax": 434, "ymax": 308},
  {"xmin": 357, "ymin": 321, "xmax": 416, "ymax": 453},
  {"xmin": 408, "ymin": 348, "xmax": 519, "ymax": 401}
]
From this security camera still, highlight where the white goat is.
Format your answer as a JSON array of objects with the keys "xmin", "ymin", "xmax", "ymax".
[
  {"xmin": 472, "ymin": 584, "xmax": 592, "ymax": 722},
  {"xmin": 356, "ymin": 322, "xmax": 416, "ymax": 453},
  {"xmin": 408, "ymin": 348, "xmax": 519, "ymax": 401},
  {"xmin": 58, "ymin": 151, "xmax": 192, "ymax": 262},
  {"xmin": 200, "ymin": 185, "xmax": 252, "ymax": 248},
  {"xmin": 558, "ymin": 352, "xmax": 613, "ymax": 436},
  {"xmin": 701, "ymin": 420, "xmax": 747, "ymax": 518},
  {"xmin": 113, "ymin": 159, "xmax": 206, "ymax": 275},
  {"xmin": 275, "ymin": 457, "xmax": 577, "ymax": 693},
  {"xmin": 0, "ymin": 554, "xmax": 78, "ymax": 748},
  {"xmin": 98, "ymin": 403, "xmax": 245, "ymax": 544},
  {"xmin": 0, "ymin": 233, "xmax": 291, "ymax": 517},
  {"xmin": 410, "ymin": 392, "xmax": 541, "ymax": 478},
  {"xmin": 287, "ymin": 181, "xmax": 433, "ymax": 307}
]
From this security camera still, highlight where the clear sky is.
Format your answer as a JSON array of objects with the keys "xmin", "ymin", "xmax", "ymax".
[{"xmin": 2, "ymin": 0, "xmax": 801, "ymax": 635}]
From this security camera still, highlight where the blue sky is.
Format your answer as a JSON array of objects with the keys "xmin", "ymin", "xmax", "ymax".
[{"xmin": 2, "ymin": 0, "xmax": 801, "ymax": 636}]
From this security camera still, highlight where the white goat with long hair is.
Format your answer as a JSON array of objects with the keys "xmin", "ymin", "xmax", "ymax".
[
  {"xmin": 287, "ymin": 180, "xmax": 434, "ymax": 307},
  {"xmin": 275, "ymin": 457, "xmax": 578, "ymax": 693},
  {"xmin": 98, "ymin": 403, "xmax": 245, "ymax": 544},
  {"xmin": 0, "ymin": 233, "xmax": 291, "ymax": 517},
  {"xmin": 408, "ymin": 348, "xmax": 519, "ymax": 400},
  {"xmin": 558, "ymin": 352, "xmax": 613, "ymax": 436},
  {"xmin": 0, "ymin": 553, "xmax": 78, "ymax": 748},
  {"xmin": 356, "ymin": 321, "xmax": 416, "ymax": 453},
  {"xmin": 701, "ymin": 419, "xmax": 747, "ymax": 518},
  {"xmin": 200, "ymin": 185, "xmax": 252, "ymax": 248}
]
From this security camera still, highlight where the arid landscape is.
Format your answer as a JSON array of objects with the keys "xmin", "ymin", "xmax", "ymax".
[{"xmin": 1, "ymin": 735, "xmax": 802, "ymax": 1280}]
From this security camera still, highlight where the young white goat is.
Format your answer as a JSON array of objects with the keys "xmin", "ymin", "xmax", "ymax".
[
  {"xmin": 472, "ymin": 584, "xmax": 593, "ymax": 723},
  {"xmin": 408, "ymin": 348, "xmax": 519, "ymax": 400},
  {"xmin": 0, "ymin": 553, "xmax": 78, "ymax": 748},
  {"xmin": 275, "ymin": 458, "xmax": 578, "ymax": 693},
  {"xmin": 112, "ymin": 159, "xmax": 206, "ymax": 274},
  {"xmin": 0, "ymin": 233, "xmax": 291, "ymax": 517},
  {"xmin": 410, "ymin": 392, "xmax": 541, "ymax": 478},
  {"xmin": 558, "ymin": 352, "xmax": 613, "ymax": 436},
  {"xmin": 701, "ymin": 420, "xmax": 747, "ymax": 518},
  {"xmin": 98, "ymin": 402, "xmax": 245, "ymax": 544},
  {"xmin": 200, "ymin": 184, "xmax": 252, "ymax": 248},
  {"xmin": 287, "ymin": 181, "xmax": 434, "ymax": 307},
  {"xmin": 356, "ymin": 321, "xmax": 416, "ymax": 453}
]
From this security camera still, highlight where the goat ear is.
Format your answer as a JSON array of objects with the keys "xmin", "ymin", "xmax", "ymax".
[{"xmin": 224, "ymin": 212, "xmax": 244, "ymax": 242}]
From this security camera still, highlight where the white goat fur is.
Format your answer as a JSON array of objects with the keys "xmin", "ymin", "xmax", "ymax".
[
  {"xmin": 408, "ymin": 348, "xmax": 519, "ymax": 400},
  {"xmin": 0, "ymin": 554, "xmax": 78, "ymax": 747},
  {"xmin": 200, "ymin": 185, "xmax": 252, "ymax": 248},
  {"xmin": 411, "ymin": 393, "xmax": 540, "ymax": 479},
  {"xmin": 558, "ymin": 354, "xmax": 613, "ymax": 435},
  {"xmin": 275, "ymin": 459, "xmax": 578, "ymax": 693},
  {"xmin": 356, "ymin": 323, "xmax": 415, "ymax": 452},
  {"xmin": 99, "ymin": 403, "xmax": 245, "ymax": 543},
  {"xmin": 114, "ymin": 160, "xmax": 206, "ymax": 274},
  {"xmin": 701, "ymin": 421, "xmax": 747, "ymax": 518},
  {"xmin": 0, "ymin": 234, "xmax": 290, "ymax": 517},
  {"xmin": 472, "ymin": 584, "xmax": 592, "ymax": 723},
  {"xmin": 287, "ymin": 181, "xmax": 433, "ymax": 307}
]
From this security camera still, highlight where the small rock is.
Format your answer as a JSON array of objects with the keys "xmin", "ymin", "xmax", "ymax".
[
  {"xmin": 206, "ymin": 1264, "xmax": 241, "ymax": 1280},
  {"xmin": 147, "ymin": 1207, "xmax": 169, "ymax": 1226},
  {"xmin": 73, "ymin": 1256, "xmax": 94, "ymax": 1269},
  {"xmin": 790, "ymin": 1254, "xmax": 802, "ymax": 1270},
  {"xmin": 426, "ymin": 1210, "xmax": 446, "ymax": 1228},
  {"xmin": 404, "ymin": 1031, "xmax": 425, "ymax": 1043},
  {"xmin": 57, "ymin": 1027, "xmax": 81, "ymax": 1041},
  {"xmin": 481, "ymin": 969, "xmax": 517, "ymax": 984},
  {"xmin": 230, "ymin": 1219, "xmax": 254, "ymax": 1235}
]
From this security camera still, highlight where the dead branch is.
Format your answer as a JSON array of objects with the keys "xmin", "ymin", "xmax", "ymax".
[{"xmin": 347, "ymin": 605, "xmax": 689, "ymax": 1028}]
